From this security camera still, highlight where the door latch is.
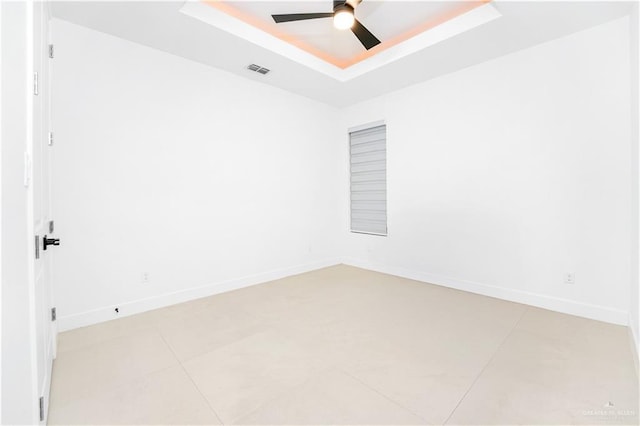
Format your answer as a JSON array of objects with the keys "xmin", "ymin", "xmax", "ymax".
[{"xmin": 43, "ymin": 235, "xmax": 60, "ymax": 250}]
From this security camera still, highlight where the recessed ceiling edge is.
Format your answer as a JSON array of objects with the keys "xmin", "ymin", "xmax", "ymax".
[{"xmin": 179, "ymin": 0, "xmax": 502, "ymax": 82}]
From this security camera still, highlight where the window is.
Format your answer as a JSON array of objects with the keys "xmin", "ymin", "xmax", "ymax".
[{"xmin": 350, "ymin": 124, "xmax": 387, "ymax": 236}]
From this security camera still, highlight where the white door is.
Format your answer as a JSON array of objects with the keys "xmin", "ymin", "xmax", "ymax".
[
  {"xmin": 30, "ymin": 0, "xmax": 56, "ymax": 422},
  {"xmin": 0, "ymin": 0, "xmax": 55, "ymax": 423}
]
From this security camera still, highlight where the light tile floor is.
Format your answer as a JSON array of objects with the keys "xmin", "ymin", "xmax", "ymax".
[{"xmin": 48, "ymin": 265, "xmax": 639, "ymax": 425}]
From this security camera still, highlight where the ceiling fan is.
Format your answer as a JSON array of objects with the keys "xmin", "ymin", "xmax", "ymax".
[{"xmin": 271, "ymin": 0, "xmax": 381, "ymax": 50}]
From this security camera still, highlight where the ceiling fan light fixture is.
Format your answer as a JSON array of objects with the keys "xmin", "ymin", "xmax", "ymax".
[{"xmin": 333, "ymin": 4, "xmax": 354, "ymax": 30}]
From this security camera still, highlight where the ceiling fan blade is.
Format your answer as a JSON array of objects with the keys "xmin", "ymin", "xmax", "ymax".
[
  {"xmin": 272, "ymin": 13, "xmax": 333, "ymax": 23},
  {"xmin": 351, "ymin": 19, "xmax": 381, "ymax": 50}
]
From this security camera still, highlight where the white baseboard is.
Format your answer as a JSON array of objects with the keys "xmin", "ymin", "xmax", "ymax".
[
  {"xmin": 57, "ymin": 258, "xmax": 342, "ymax": 332},
  {"xmin": 342, "ymin": 257, "xmax": 629, "ymax": 326},
  {"xmin": 59, "ymin": 256, "xmax": 630, "ymax": 331}
]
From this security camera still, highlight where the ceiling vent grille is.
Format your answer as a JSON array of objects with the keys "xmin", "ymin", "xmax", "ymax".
[{"xmin": 247, "ymin": 64, "xmax": 270, "ymax": 75}]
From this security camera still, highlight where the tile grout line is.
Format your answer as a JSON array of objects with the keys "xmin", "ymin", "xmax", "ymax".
[
  {"xmin": 51, "ymin": 326, "xmax": 178, "ymax": 416},
  {"xmin": 230, "ymin": 362, "xmax": 324, "ymax": 424},
  {"xmin": 224, "ymin": 326, "xmax": 339, "ymax": 424},
  {"xmin": 156, "ymin": 331, "xmax": 226, "ymax": 425},
  {"xmin": 48, "ymin": 363, "xmax": 179, "ymax": 418},
  {"xmin": 442, "ymin": 306, "xmax": 529, "ymax": 425},
  {"xmin": 339, "ymin": 367, "xmax": 430, "ymax": 423}
]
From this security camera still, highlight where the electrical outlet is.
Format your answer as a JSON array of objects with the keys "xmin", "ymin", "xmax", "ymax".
[
  {"xmin": 564, "ymin": 272, "xmax": 575, "ymax": 284},
  {"xmin": 141, "ymin": 272, "xmax": 149, "ymax": 284}
]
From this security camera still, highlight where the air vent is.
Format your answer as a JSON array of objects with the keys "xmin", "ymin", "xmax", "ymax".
[{"xmin": 246, "ymin": 64, "xmax": 270, "ymax": 75}]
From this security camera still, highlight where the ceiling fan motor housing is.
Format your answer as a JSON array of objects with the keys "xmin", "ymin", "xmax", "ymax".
[
  {"xmin": 342, "ymin": 0, "xmax": 363, "ymax": 9},
  {"xmin": 333, "ymin": 2, "xmax": 354, "ymax": 15}
]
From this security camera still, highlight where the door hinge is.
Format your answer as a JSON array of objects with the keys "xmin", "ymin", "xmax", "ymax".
[
  {"xmin": 35, "ymin": 235, "xmax": 40, "ymax": 260},
  {"xmin": 33, "ymin": 72, "xmax": 38, "ymax": 96},
  {"xmin": 39, "ymin": 396, "xmax": 44, "ymax": 421},
  {"xmin": 48, "ymin": 44, "xmax": 54, "ymax": 59},
  {"xmin": 49, "ymin": 220, "xmax": 54, "ymax": 233},
  {"xmin": 51, "ymin": 307, "xmax": 56, "ymax": 322},
  {"xmin": 48, "ymin": 132, "xmax": 54, "ymax": 146}
]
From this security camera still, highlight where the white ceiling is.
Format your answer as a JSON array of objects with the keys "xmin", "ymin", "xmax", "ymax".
[
  {"xmin": 180, "ymin": 1, "xmax": 502, "ymax": 81},
  {"xmin": 228, "ymin": 0, "xmax": 458, "ymax": 61},
  {"xmin": 195, "ymin": 1, "xmax": 486, "ymax": 62},
  {"xmin": 51, "ymin": 1, "xmax": 634, "ymax": 107}
]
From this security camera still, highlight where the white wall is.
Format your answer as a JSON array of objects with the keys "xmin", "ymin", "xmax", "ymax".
[
  {"xmin": 630, "ymin": 3, "xmax": 639, "ymax": 366},
  {"xmin": 340, "ymin": 17, "xmax": 632, "ymax": 325},
  {"xmin": 51, "ymin": 19, "xmax": 342, "ymax": 330},
  {"xmin": 53, "ymin": 15, "xmax": 635, "ymax": 332}
]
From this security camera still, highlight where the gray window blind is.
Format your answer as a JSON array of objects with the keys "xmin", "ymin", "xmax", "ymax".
[{"xmin": 350, "ymin": 124, "xmax": 387, "ymax": 235}]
